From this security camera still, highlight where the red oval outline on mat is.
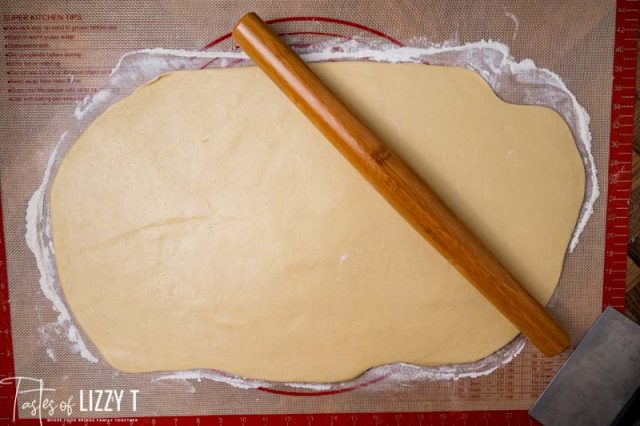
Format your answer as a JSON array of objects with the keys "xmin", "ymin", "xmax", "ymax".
[
  {"xmin": 256, "ymin": 372, "xmax": 390, "ymax": 396},
  {"xmin": 200, "ymin": 16, "xmax": 400, "ymax": 396},
  {"xmin": 201, "ymin": 16, "xmax": 404, "ymax": 51}
]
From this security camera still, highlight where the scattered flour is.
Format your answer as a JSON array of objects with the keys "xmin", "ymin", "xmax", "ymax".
[
  {"xmin": 26, "ymin": 132, "xmax": 99, "ymax": 364},
  {"xmin": 46, "ymin": 348, "xmax": 56, "ymax": 361},
  {"xmin": 505, "ymin": 12, "xmax": 520, "ymax": 40}
]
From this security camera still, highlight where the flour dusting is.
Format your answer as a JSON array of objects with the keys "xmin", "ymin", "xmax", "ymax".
[
  {"xmin": 505, "ymin": 12, "xmax": 520, "ymax": 40},
  {"xmin": 155, "ymin": 370, "xmax": 262, "ymax": 391},
  {"xmin": 46, "ymin": 348, "xmax": 56, "ymax": 361},
  {"xmin": 28, "ymin": 37, "xmax": 595, "ymax": 391},
  {"xmin": 26, "ymin": 132, "xmax": 99, "ymax": 364}
]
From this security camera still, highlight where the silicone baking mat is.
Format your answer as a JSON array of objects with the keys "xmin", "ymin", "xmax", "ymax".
[{"xmin": 0, "ymin": 0, "xmax": 636, "ymax": 424}]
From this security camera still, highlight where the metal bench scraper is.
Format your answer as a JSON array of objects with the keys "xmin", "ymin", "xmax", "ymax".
[{"xmin": 529, "ymin": 307, "xmax": 640, "ymax": 425}]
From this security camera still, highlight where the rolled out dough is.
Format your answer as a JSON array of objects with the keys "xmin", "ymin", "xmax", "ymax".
[{"xmin": 50, "ymin": 62, "xmax": 585, "ymax": 382}]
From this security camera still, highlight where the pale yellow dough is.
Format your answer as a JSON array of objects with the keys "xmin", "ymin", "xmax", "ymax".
[{"xmin": 50, "ymin": 62, "xmax": 585, "ymax": 382}]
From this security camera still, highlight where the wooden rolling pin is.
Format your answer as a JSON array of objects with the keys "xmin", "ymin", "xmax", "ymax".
[{"xmin": 232, "ymin": 12, "xmax": 570, "ymax": 356}]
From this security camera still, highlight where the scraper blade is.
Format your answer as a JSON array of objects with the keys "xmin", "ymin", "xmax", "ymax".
[{"xmin": 529, "ymin": 307, "xmax": 640, "ymax": 425}]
